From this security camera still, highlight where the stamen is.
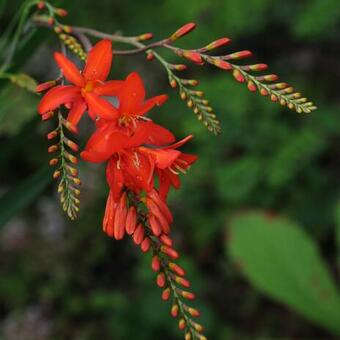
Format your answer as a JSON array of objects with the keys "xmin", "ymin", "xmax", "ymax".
[{"xmin": 169, "ymin": 166, "xmax": 179, "ymax": 175}]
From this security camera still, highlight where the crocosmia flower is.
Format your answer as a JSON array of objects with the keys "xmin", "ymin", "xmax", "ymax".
[{"xmin": 38, "ymin": 39, "xmax": 123, "ymax": 126}]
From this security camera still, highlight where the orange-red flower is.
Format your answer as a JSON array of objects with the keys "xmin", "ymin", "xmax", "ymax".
[{"xmin": 38, "ymin": 39, "xmax": 123, "ymax": 126}]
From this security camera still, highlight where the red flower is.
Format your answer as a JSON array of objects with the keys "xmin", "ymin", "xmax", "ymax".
[
  {"xmin": 140, "ymin": 135, "xmax": 198, "ymax": 200},
  {"xmin": 114, "ymin": 72, "xmax": 168, "ymax": 125},
  {"xmin": 38, "ymin": 39, "xmax": 123, "ymax": 126}
]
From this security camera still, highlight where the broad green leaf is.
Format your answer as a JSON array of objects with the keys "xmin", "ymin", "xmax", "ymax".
[
  {"xmin": 227, "ymin": 211, "xmax": 340, "ymax": 335},
  {"xmin": 0, "ymin": 165, "xmax": 53, "ymax": 226}
]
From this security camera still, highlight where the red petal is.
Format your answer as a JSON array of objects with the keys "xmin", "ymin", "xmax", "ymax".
[
  {"xmin": 123, "ymin": 151, "xmax": 154, "ymax": 192},
  {"xmin": 140, "ymin": 147, "xmax": 180, "ymax": 169},
  {"xmin": 80, "ymin": 150, "xmax": 111, "ymax": 163},
  {"xmin": 54, "ymin": 52, "xmax": 85, "ymax": 87},
  {"xmin": 103, "ymin": 191, "xmax": 117, "ymax": 237},
  {"xmin": 125, "ymin": 206, "xmax": 137, "ymax": 235},
  {"xmin": 38, "ymin": 85, "xmax": 81, "ymax": 113},
  {"xmin": 66, "ymin": 100, "xmax": 87, "ymax": 126},
  {"xmin": 83, "ymin": 39, "xmax": 112, "ymax": 81},
  {"xmin": 163, "ymin": 135, "xmax": 193, "ymax": 150},
  {"xmin": 85, "ymin": 92, "xmax": 119, "ymax": 120},
  {"xmin": 145, "ymin": 123, "xmax": 175, "ymax": 146},
  {"xmin": 148, "ymin": 189, "xmax": 173, "ymax": 222},
  {"xmin": 94, "ymin": 80, "xmax": 124, "ymax": 96},
  {"xmin": 106, "ymin": 159, "xmax": 125, "ymax": 201},
  {"xmin": 157, "ymin": 170, "xmax": 171, "ymax": 201},
  {"xmin": 119, "ymin": 72, "xmax": 145, "ymax": 114},
  {"xmin": 135, "ymin": 94, "xmax": 168, "ymax": 116},
  {"xmin": 114, "ymin": 192, "xmax": 127, "ymax": 240}
]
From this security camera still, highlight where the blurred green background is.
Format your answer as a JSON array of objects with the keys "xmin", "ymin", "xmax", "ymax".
[{"xmin": 0, "ymin": 0, "xmax": 339, "ymax": 339}]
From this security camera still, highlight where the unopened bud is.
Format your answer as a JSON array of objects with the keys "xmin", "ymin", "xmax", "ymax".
[{"xmin": 170, "ymin": 22, "xmax": 196, "ymax": 41}]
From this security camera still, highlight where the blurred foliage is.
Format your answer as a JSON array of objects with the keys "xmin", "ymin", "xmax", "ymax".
[
  {"xmin": 227, "ymin": 211, "xmax": 340, "ymax": 335},
  {"xmin": 0, "ymin": 0, "xmax": 339, "ymax": 339}
]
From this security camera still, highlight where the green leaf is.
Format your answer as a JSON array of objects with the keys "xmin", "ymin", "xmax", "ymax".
[
  {"xmin": 227, "ymin": 211, "xmax": 340, "ymax": 335},
  {"xmin": 0, "ymin": 165, "xmax": 53, "ymax": 226}
]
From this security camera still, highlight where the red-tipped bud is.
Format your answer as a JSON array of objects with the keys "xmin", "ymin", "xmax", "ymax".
[
  {"xmin": 190, "ymin": 321, "xmax": 204, "ymax": 332},
  {"xmin": 149, "ymin": 214, "xmax": 162, "ymax": 236},
  {"xmin": 152, "ymin": 256, "xmax": 161, "ymax": 272},
  {"xmin": 49, "ymin": 158, "xmax": 58, "ymax": 166},
  {"xmin": 160, "ymin": 234, "xmax": 173, "ymax": 247},
  {"xmin": 41, "ymin": 111, "xmax": 54, "ymax": 121},
  {"xmin": 232, "ymin": 69, "xmax": 245, "ymax": 83},
  {"xmin": 63, "ymin": 137, "xmax": 78, "ymax": 152},
  {"xmin": 140, "ymin": 237, "xmax": 151, "ymax": 253},
  {"xmin": 170, "ymin": 78, "xmax": 177, "ymax": 88},
  {"xmin": 185, "ymin": 332, "xmax": 192, "ymax": 340},
  {"xmin": 171, "ymin": 303, "xmax": 179, "ymax": 317},
  {"xmin": 54, "ymin": 26, "xmax": 62, "ymax": 34},
  {"xmin": 125, "ymin": 206, "xmax": 137, "ymax": 235},
  {"xmin": 55, "ymin": 8, "xmax": 68, "ymax": 17},
  {"xmin": 186, "ymin": 306, "xmax": 200, "ymax": 317},
  {"xmin": 260, "ymin": 88, "xmax": 268, "ymax": 96},
  {"xmin": 174, "ymin": 64, "xmax": 187, "ymax": 71},
  {"xmin": 48, "ymin": 144, "xmax": 58, "ymax": 153},
  {"xmin": 170, "ymin": 23, "xmax": 196, "ymax": 41},
  {"xmin": 47, "ymin": 129, "xmax": 58, "ymax": 140},
  {"xmin": 182, "ymin": 51, "xmax": 203, "ymax": 64},
  {"xmin": 133, "ymin": 223, "xmax": 144, "ymax": 245},
  {"xmin": 174, "ymin": 276, "xmax": 190, "ymax": 288},
  {"xmin": 64, "ymin": 151, "xmax": 78, "ymax": 164},
  {"xmin": 63, "ymin": 25, "xmax": 72, "ymax": 33},
  {"xmin": 161, "ymin": 245, "xmax": 179, "ymax": 259},
  {"xmin": 168, "ymin": 262, "xmax": 185, "ymax": 276},
  {"xmin": 247, "ymin": 81, "xmax": 257, "ymax": 92},
  {"xmin": 37, "ymin": 1, "xmax": 45, "ymax": 9},
  {"xmin": 162, "ymin": 287, "xmax": 171, "ymax": 301},
  {"xmin": 211, "ymin": 59, "xmax": 232, "ymax": 70},
  {"xmin": 249, "ymin": 63, "xmax": 268, "ymax": 71},
  {"xmin": 263, "ymin": 74, "xmax": 278, "ymax": 82},
  {"xmin": 271, "ymin": 94, "xmax": 278, "ymax": 102},
  {"xmin": 71, "ymin": 177, "xmax": 81, "ymax": 185},
  {"xmin": 156, "ymin": 272, "xmax": 166, "ymax": 288},
  {"xmin": 138, "ymin": 32, "xmax": 153, "ymax": 41},
  {"xmin": 226, "ymin": 50, "xmax": 252, "ymax": 60},
  {"xmin": 36, "ymin": 80, "xmax": 56, "ymax": 93},
  {"xmin": 53, "ymin": 170, "xmax": 61, "ymax": 179},
  {"xmin": 63, "ymin": 120, "xmax": 78, "ymax": 134},
  {"xmin": 47, "ymin": 17, "xmax": 54, "ymax": 25},
  {"xmin": 204, "ymin": 37, "xmax": 231, "ymax": 50},
  {"xmin": 66, "ymin": 165, "xmax": 78, "ymax": 177},
  {"xmin": 178, "ymin": 289, "xmax": 195, "ymax": 300},
  {"xmin": 146, "ymin": 52, "xmax": 154, "ymax": 61},
  {"xmin": 178, "ymin": 318, "xmax": 186, "ymax": 330}
]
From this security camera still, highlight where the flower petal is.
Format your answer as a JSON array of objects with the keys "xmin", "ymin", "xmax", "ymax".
[
  {"xmin": 146, "ymin": 122, "xmax": 176, "ymax": 146},
  {"xmin": 135, "ymin": 94, "xmax": 168, "ymax": 116},
  {"xmin": 83, "ymin": 39, "xmax": 112, "ymax": 81},
  {"xmin": 162, "ymin": 134, "xmax": 193, "ymax": 150},
  {"xmin": 54, "ymin": 52, "xmax": 85, "ymax": 87},
  {"xmin": 38, "ymin": 85, "xmax": 81, "ymax": 114},
  {"xmin": 140, "ymin": 147, "xmax": 180, "ymax": 169},
  {"xmin": 94, "ymin": 80, "xmax": 124, "ymax": 96},
  {"xmin": 106, "ymin": 159, "xmax": 125, "ymax": 201},
  {"xmin": 103, "ymin": 191, "xmax": 117, "ymax": 237},
  {"xmin": 67, "ymin": 100, "xmax": 87, "ymax": 126},
  {"xmin": 85, "ymin": 92, "xmax": 119, "ymax": 120},
  {"xmin": 118, "ymin": 72, "xmax": 145, "ymax": 114}
]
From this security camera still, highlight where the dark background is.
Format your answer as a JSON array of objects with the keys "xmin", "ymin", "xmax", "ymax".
[{"xmin": 0, "ymin": 0, "xmax": 339, "ymax": 339}]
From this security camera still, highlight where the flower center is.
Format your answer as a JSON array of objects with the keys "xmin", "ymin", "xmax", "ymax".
[{"xmin": 81, "ymin": 81, "xmax": 95, "ymax": 96}]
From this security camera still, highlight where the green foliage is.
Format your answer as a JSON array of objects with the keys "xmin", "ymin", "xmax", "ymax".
[
  {"xmin": 0, "ymin": 0, "xmax": 339, "ymax": 339},
  {"xmin": 227, "ymin": 211, "xmax": 340, "ymax": 335},
  {"xmin": 0, "ymin": 165, "xmax": 52, "ymax": 226}
]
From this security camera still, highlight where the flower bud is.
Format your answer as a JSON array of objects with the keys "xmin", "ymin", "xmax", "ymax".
[{"xmin": 170, "ymin": 23, "xmax": 196, "ymax": 41}]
